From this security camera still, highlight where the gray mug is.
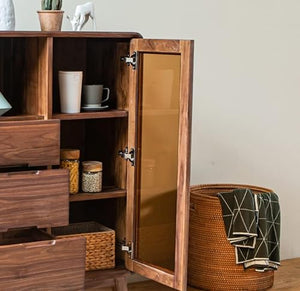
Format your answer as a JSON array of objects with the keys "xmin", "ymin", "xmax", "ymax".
[{"xmin": 82, "ymin": 85, "xmax": 110, "ymax": 106}]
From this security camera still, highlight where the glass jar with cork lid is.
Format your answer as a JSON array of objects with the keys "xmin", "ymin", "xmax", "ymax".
[
  {"xmin": 60, "ymin": 149, "xmax": 80, "ymax": 194},
  {"xmin": 81, "ymin": 161, "xmax": 103, "ymax": 193}
]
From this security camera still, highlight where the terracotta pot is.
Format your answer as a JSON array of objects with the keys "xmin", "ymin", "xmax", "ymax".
[{"xmin": 37, "ymin": 10, "xmax": 64, "ymax": 31}]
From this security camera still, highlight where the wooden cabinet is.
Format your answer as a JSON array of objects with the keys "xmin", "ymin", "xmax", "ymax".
[{"xmin": 0, "ymin": 32, "xmax": 193, "ymax": 291}]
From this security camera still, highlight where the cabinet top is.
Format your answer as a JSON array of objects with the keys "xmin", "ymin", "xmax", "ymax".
[{"xmin": 0, "ymin": 31, "xmax": 142, "ymax": 39}]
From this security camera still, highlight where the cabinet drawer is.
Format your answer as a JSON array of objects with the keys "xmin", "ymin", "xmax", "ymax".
[
  {"xmin": 0, "ymin": 228, "xmax": 85, "ymax": 291},
  {"xmin": 0, "ymin": 169, "xmax": 69, "ymax": 232},
  {"xmin": 0, "ymin": 120, "xmax": 60, "ymax": 167}
]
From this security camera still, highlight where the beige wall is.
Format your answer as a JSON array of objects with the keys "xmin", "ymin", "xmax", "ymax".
[{"xmin": 14, "ymin": 0, "xmax": 300, "ymax": 260}]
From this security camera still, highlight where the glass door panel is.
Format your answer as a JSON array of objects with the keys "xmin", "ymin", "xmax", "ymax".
[
  {"xmin": 126, "ymin": 39, "xmax": 193, "ymax": 291},
  {"xmin": 136, "ymin": 54, "xmax": 181, "ymax": 271}
]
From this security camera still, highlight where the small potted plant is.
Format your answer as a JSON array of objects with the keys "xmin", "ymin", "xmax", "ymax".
[{"xmin": 37, "ymin": 0, "xmax": 64, "ymax": 31}]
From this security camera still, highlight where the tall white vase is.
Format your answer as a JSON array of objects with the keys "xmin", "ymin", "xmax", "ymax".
[{"xmin": 0, "ymin": 0, "xmax": 15, "ymax": 30}]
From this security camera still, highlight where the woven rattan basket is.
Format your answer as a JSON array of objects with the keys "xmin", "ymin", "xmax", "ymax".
[
  {"xmin": 52, "ymin": 221, "xmax": 115, "ymax": 271},
  {"xmin": 188, "ymin": 184, "xmax": 275, "ymax": 291}
]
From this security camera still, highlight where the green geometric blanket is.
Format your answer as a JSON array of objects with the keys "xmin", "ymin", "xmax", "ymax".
[{"xmin": 217, "ymin": 188, "xmax": 280, "ymax": 271}]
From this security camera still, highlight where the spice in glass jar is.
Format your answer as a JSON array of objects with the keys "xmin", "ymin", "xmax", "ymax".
[
  {"xmin": 60, "ymin": 149, "xmax": 80, "ymax": 194},
  {"xmin": 82, "ymin": 161, "xmax": 103, "ymax": 193}
]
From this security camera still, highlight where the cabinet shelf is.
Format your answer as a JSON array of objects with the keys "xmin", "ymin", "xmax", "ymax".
[
  {"xmin": 0, "ymin": 115, "xmax": 44, "ymax": 122},
  {"xmin": 52, "ymin": 110, "xmax": 128, "ymax": 120},
  {"xmin": 69, "ymin": 187, "xmax": 126, "ymax": 202}
]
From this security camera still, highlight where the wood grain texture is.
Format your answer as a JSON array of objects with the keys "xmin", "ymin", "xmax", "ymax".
[
  {"xmin": 0, "ymin": 119, "xmax": 60, "ymax": 167},
  {"xmin": 114, "ymin": 118, "xmax": 128, "ymax": 190},
  {"xmin": 174, "ymin": 40, "xmax": 194, "ymax": 291},
  {"xmin": 131, "ymin": 261, "xmax": 174, "ymax": 287},
  {"xmin": 0, "ymin": 230, "xmax": 85, "ymax": 291},
  {"xmin": 53, "ymin": 110, "xmax": 128, "ymax": 120},
  {"xmin": 111, "ymin": 258, "xmax": 300, "ymax": 291},
  {"xmin": 23, "ymin": 37, "xmax": 52, "ymax": 118},
  {"xmin": 125, "ymin": 37, "xmax": 139, "ymax": 273},
  {"xmin": 85, "ymin": 268, "xmax": 129, "ymax": 290},
  {"xmin": 0, "ymin": 115, "xmax": 43, "ymax": 121},
  {"xmin": 125, "ymin": 39, "xmax": 194, "ymax": 291},
  {"xmin": 115, "ymin": 42, "xmax": 131, "ymax": 110},
  {"xmin": 0, "ymin": 169, "xmax": 69, "ymax": 232},
  {"xmin": 69, "ymin": 187, "xmax": 127, "ymax": 202},
  {"xmin": 272, "ymin": 258, "xmax": 300, "ymax": 290},
  {"xmin": 133, "ymin": 39, "xmax": 180, "ymax": 53},
  {"xmin": 0, "ymin": 31, "xmax": 142, "ymax": 39}
]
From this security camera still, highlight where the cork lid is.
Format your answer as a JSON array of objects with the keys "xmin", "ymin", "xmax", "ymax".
[
  {"xmin": 60, "ymin": 149, "xmax": 80, "ymax": 160},
  {"xmin": 82, "ymin": 161, "xmax": 103, "ymax": 172}
]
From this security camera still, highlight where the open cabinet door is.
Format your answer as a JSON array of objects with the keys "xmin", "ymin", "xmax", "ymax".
[{"xmin": 125, "ymin": 39, "xmax": 193, "ymax": 291}]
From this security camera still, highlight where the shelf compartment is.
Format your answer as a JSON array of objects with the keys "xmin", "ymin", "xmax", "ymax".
[
  {"xmin": 69, "ymin": 187, "xmax": 126, "ymax": 202},
  {"xmin": 53, "ymin": 109, "xmax": 128, "ymax": 120},
  {"xmin": 60, "ymin": 118, "xmax": 127, "ymax": 189},
  {"xmin": 52, "ymin": 37, "xmax": 130, "ymax": 114},
  {"xmin": 0, "ymin": 37, "xmax": 50, "ymax": 119}
]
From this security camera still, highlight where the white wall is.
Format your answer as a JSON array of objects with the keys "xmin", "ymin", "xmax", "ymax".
[{"xmin": 13, "ymin": 0, "xmax": 300, "ymax": 260}]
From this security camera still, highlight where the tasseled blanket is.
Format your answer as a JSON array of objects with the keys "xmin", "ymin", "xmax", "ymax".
[{"xmin": 217, "ymin": 188, "xmax": 280, "ymax": 271}]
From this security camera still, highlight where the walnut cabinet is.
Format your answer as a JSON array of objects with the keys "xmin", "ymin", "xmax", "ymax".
[{"xmin": 0, "ymin": 32, "xmax": 193, "ymax": 291}]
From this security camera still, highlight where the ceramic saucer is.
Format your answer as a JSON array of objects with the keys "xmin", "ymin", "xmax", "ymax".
[{"xmin": 81, "ymin": 105, "xmax": 109, "ymax": 111}]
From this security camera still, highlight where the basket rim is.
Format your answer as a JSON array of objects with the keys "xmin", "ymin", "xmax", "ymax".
[{"xmin": 190, "ymin": 183, "xmax": 273, "ymax": 199}]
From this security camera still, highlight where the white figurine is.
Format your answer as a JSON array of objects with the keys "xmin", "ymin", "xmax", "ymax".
[
  {"xmin": 67, "ymin": 2, "xmax": 97, "ymax": 31},
  {"xmin": 0, "ymin": 0, "xmax": 15, "ymax": 30}
]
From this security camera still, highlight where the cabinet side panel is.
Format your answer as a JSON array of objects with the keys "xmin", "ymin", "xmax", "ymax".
[
  {"xmin": 114, "ymin": 118, "xmax": 127, "ymax": 189},
  {"xmin": 24, "ymin": 38, "xmax": 51, "ymax": 118},
  {"xmin": 115, "ymin": 42, "xmax": 130, "ymax": 110}
]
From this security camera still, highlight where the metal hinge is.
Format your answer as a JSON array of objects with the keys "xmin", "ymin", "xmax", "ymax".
[
  {"xmin": 122, "ymin": 241, "xmax": 134, "ymax": 259},
  {"xmin": 121, "ymin": 52, "xmax": 137, "ymax": 70},
  {"xmin": 118, "ymin": 147, "xmax": 135, "ymax": 166}
]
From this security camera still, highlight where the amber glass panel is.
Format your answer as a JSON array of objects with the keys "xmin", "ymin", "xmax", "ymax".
[{"xmin": 136, "ymin": 53, "xmax": 181, "ymax": 271}]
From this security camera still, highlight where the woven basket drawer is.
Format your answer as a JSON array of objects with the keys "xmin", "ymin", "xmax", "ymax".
[
  {"xmin": 188, "ymin": 184, "xmax": 275, "ymax": 291},
  {"xmin": 0, "ymin": 228, "xmax": 85, "ymax": 290},
  {"xmin": 52, "ymin": 221, "xmax": 115, "ymax": 271}
]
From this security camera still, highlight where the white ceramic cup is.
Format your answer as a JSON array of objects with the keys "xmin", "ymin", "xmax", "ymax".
[
  {"xmin": 82, "ymin": 85, "xmax": 110, "ymax": 106},
  {"xmin": 59, "ymin": 71, "xmax": 83, "ymax": 113}
]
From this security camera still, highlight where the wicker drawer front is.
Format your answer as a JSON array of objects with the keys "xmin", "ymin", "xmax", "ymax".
[
  {"xmin": 53, "ymin": 222, "xmax": 115, "ymax": 271},
  {"xmin": 0, "ymin": 120, "xmax": 60, "ymax": 167},
  {"xmin": 0, "ymin": 228, "xmax": 85, "ymax": 291},
  {"xmin": 0, "ymin": 169, "xmax": 69, "ymax": 232}
]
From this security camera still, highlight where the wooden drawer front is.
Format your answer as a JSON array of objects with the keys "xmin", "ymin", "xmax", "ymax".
[
  {"xmin": 0, "ymin": 120, "xmax": 60, "ymax": 167},
  {"xmin": 0, "ymin": 229, "xmax": 85, "ymax": 291},
  {"xmin": 0, "ymin": 169, "xmax": 69, "ymax": 232}
]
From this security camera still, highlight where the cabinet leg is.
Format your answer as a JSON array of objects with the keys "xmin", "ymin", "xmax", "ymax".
[{"xmin": 113, "ymin": 276, "xmax": 128, "ymax": 291}]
